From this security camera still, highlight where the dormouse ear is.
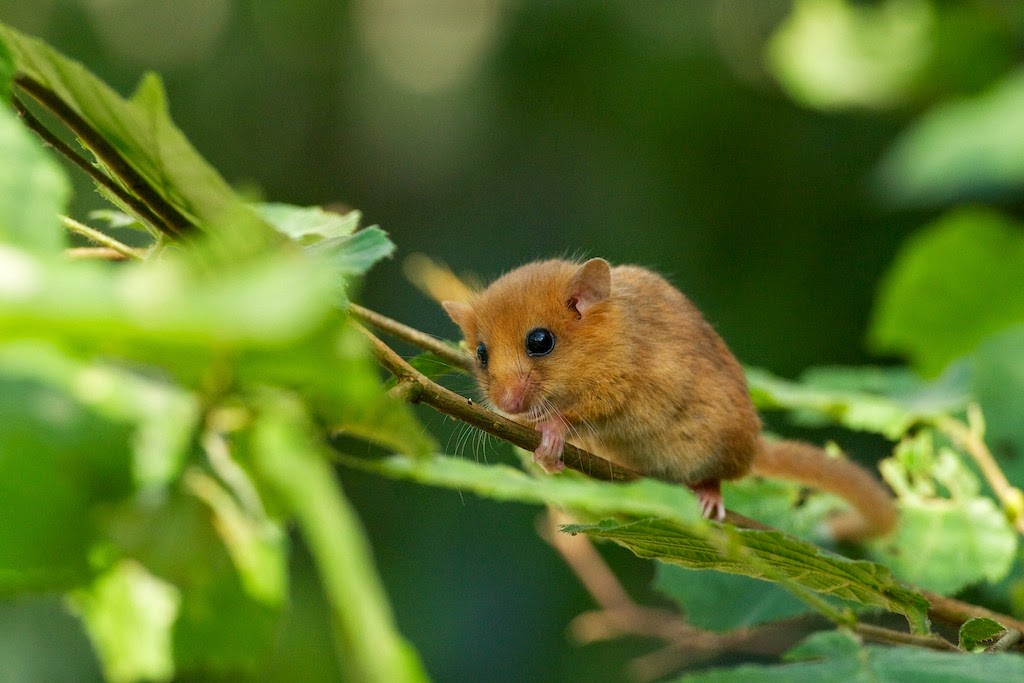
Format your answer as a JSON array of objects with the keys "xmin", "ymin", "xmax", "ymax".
[
  {"xmin": 566, "ymin": 258, "xmax": 611, "ymax": 318},
  {"xmin": 442, "ymin": 300, "xmax": 474, "ymax": 333}
]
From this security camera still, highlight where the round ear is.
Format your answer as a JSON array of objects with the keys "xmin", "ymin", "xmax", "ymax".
[
  {"xmin": 566, "ymin": 258, "xmax": 611, "ymax": 318},
  {"xmin": 442, "ymin": 300, "xmax": 474, "ymax": 334}
]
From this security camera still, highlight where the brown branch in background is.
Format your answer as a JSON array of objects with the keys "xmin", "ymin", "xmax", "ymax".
[
  {"xmin": 352, "ymin": 320, "xmax": 638, "ymax": 482},
  {"xmin": 14, "ymin": 76, "xmax": 193, "ymax": 237},
  {"xmin": 936, "ymin": 410, "xmax": 1024, "ymax": 536},
  {"xmin": 350, "ymin": 304, "xmax": 1024, "ymax": 651},
  {"xmin": 538, "ymin": 508, "xmax": 807, "ymax": 681}
]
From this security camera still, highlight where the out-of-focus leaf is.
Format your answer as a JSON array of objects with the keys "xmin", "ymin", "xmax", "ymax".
[
  {"xmin": 0, "ymin": 342, "xmax": 198, "ymax": 491},
  {"xmin": 339, "ymin": 451, "xmax": 702, "ymax": 524},
  {"xmin": 340, "ymin": 452, "xmax": 928, "ymax": 631},
  {"xmin": 253, "ymin": 202, "xmax": 394, "ymax": 305},
  {"xmin": 183, "ymin": 468, "xmax": 288, "ymax": 607},
  {"xmin": 868, "ymin": 207, "xmax": 1024, "ymax": 377},
  {"xmin": 104, "ymin": 492, "xmax": 282, "ymax": 676},
  {"xmin": 0, "ymin": 23, "xmax": 279, "ymax": 244},
  {"xmin": 0, "ymin": 34, "xmax": 12, "ymax": 99},
  {"xmin": 971, "ymin": 325, "xmax": 1024, "ymax": 481},
  {"xmin": 877, "ymin": 433, "xmax": 1017, "ymax": 593},
  {"xmin": 746, "ymin": 363, "xmax": 969, "ymax": 438},
  {"xmin": 566, "ymin": 518, "xmax": 928, "ymax": 633},
  {"xmin": 959, "ymin": 617, "xmax": 1006, "ymax": 652},
  {"xmin": 0, "ymin": 596, "xmax": 103, "ymax": 681},
  {"xmin": 655, "ymin": 565, "xmax": 809, "ymax": 632},
  {"xmin": 767, "ymin": 0, "xmax": 932, "ymax": 110},
  {"xmin": 251, "ymin": 392, "xmax": 428, "ymax": 682},
  {"xmin": 0, "ymin": 349, "xmax": 134, "ymax": 593},
  {"xmin": 0, "ymin": 104, "xmax": 69, "ymax": 254},
  {"xmin": 255, "ymin": 203, "xmax": 362, "ymax": 243},
  {"xmin": 679, "ymin": 630, "xmax": 1024, "ymax": 682},
  {"xmin": 876, "ymin": 68, "xmax": 1024, "ymax": 206},
  {"xmin": 69, "ymin": 560, "xmax": 179, "ymax": 683}
]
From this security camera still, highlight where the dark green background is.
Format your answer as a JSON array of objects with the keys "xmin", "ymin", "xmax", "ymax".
[{"xmin": 2, "ymin": 2, "xmax": 1017, "ymax": 681}]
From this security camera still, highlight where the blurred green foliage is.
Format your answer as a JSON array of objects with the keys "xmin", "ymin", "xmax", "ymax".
[{"xmin": 2, "ymin": 1, "xmax": 1024, "ymax": 681}]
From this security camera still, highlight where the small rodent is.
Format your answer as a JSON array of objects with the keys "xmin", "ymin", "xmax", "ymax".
[{"xmin": 443, "ymin": 258, "xmax": 897, "ymax": 539}]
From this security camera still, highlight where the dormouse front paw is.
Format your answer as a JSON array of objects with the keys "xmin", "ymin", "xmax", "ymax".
[{"xmin": 534, "ymin": 418, "xmax": 567, "ymax": 473}]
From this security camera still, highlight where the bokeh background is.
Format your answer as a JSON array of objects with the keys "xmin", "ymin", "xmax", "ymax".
[{"xmin": 3, "ymin": 1, "xmax": 1022, "ymax": 681}]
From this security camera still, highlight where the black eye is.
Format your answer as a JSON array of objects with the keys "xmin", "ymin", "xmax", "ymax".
[
  {"xmin": 525, "ymin": 328, "xmax": 555, "ymax": 357},
  {"xmin": 476, "ymin": 342, "xmax": 488, "ymax": 368}
]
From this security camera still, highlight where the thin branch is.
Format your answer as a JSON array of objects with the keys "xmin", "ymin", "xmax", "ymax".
[
  {"xmin": 12, "ymin": 95, "xmax": 172, "ymax": 235},
  {"xmin": 349, "ymin": 302, "xmax": 473, "ymax": 372},
  {"xmin": 350, "ymin": 304, "xmax": 1024, "ymax": 642},
  {"xmin": 921, "ymin": 589, "xmax": 1024, "ymax": 634},
  {"xmin": 61, "ymin": 215, "xmax": 146, "ymax": 260},
  {"xmin": 65, "ymin": 247, "xmax": 129, "ymax": 261},
  {"xmin": 935, "ymin": 411, "xmax": 1024, "ymax": 536},
  {"xmin": 851, "ymin": 623, "xmax": 960, "ymax": 652},
  {"xmin": 988, "ymin": 629, "xmax": 1022, "ymax": 653},
  {"xmin": 352, "ymin": 321, "xmax": 638, "ymax": 482},
  {"xmin": 14, "ymin": 76, "xmax": 193, "ymax": 237}
]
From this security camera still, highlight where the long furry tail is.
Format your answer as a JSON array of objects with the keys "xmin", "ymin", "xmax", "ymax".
[{"xmin": 751, "ymin": 438, "xmax": 898, "ymax": 540}]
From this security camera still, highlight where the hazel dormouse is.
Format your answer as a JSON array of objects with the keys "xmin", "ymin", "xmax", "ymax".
[{"xmin": 443, "ymin": 258, "xmax": 896, "ymax": 539}]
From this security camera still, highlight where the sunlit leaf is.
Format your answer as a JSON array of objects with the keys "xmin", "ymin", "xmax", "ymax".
[
  {"xmin": 876, "ymin": 68, "xmax": 1024, "ymax": 205},
  {"xmin": 255, "ymin": 203, "xmax": 362, "ymax": 243},
  {"xmin": 0, "ymin": 23, "xmax": 279, "ymax": 244},
  {"xmin": 69, "ymin": 560, "xmax": 179, "ymax": 683},
  {"xmin": 0, "ymin": 104, "xmax": 69, "ymax": 254},
  {"xmin": 876, "ymin": 433, "xmax": 1017, "ymax": 593},
  {"xmin": 767, "ymin": 0, "xmax": 932, "ymax": 110}
]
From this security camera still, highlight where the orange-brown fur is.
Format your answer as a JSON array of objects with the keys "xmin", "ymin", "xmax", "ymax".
[{"xmin": 443, "ymin": 258, "xmax": 897, "ymax": 539}]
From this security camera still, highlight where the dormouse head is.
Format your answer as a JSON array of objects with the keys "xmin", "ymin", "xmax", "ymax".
[{"xmin": 443, "ymin": 258, "xmax": 612, "ymax": 422}]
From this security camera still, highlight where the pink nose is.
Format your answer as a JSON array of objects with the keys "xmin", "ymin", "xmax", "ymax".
[{"xmin": 494, "ymin": 383, "xmax": 528, "ymax": 414}]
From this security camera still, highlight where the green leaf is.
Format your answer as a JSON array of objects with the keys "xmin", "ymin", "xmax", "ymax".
[
  {"xmin": 254, "ymin": 202, "xmax": 395, "ymax": 305},
  {"xmin": 0, "ymin": 347, "xmax": 134, "ymax": 593},
  {"xmin": 766, "ymin": 0, "xmax": 932, "ymax": 110},
  {"xmin": 68, "ymin": 560, "xmax": 179, "ymax": 683},
  {"xmin": 959, "ymin": 617, "xmax": 1006, "ymax": 652},
  {"xmin": 875, "ymin": 67, "xmax": 1024, "ymax": 206},
  {"xmin": 868, "ymin": 207, "xmax": 1024, "ymax": 377},
  {"xmin": 746, "ymin": 364, "xmax": 969, "ymax": 438},
  {"xmin": 250, "ymin": 392, "xmax": 428, "ymax": 683},
  {"xmin": 0, "ymin": 33, "xmax": 12, "ymax": 100},
  {"xmin": 183, "ymin": 468, "xmax": 288, "ymax": 607},
  {"xmin": 971, "ymin": 325, "xmax": 1024, "ymax": 484},
  {"xmin": 338, "ymin": 451, "xmax": 703, "ymax": 524},
  {"xmin": 104, "ymin": 491, "xmax": 282, "ymax": 676},
  {"xmin": 0, "ymin": 23, "xmax": 279, "ymax": 243},
  {"xmin": 0, "ymin": 103, "xmax": 69, "ymax": 254},
  {"xmin": 566, "ymin": 517, "xmax": 928, "ymax": 633},
  {"xmin": 679, "ymin": 630, "xmax": 1024, "ymax": 682},
  {"xmin": 655, "ymin": 565, "xmax": 809, "ymax": 632},
  {"xmin": 876, "ymin": 433, "xmax": 1017, "ymax": 594},
  {"xmin": 339, "ymin": 452, "xmax": 928, "ymax": 631},
  {"xmin": 255, "ymin": 203, "xmax": 362, "ymax": 243}
]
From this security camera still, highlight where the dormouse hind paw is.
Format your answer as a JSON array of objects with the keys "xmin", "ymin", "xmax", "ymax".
[{"xmin": 689, "ymin": 480, "xmax": 725, "ymax": 521}]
